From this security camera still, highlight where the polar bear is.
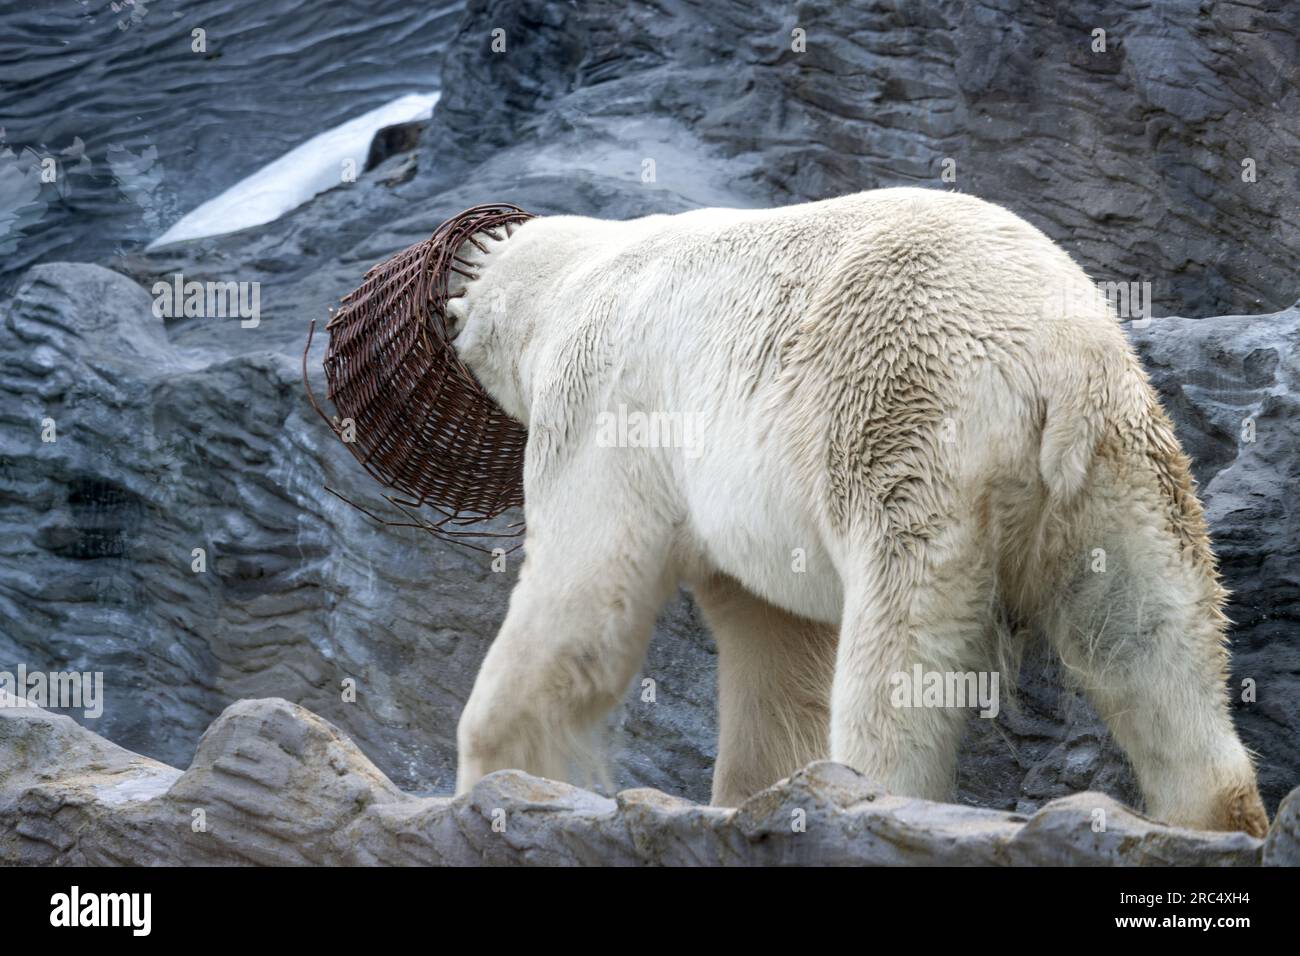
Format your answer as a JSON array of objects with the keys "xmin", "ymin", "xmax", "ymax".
[{"xmin": 444, "ymin": 187, "xmax": 1267, "ymax": 836}]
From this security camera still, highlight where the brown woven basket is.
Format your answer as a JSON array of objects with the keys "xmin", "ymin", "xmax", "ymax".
[{"xmin": 303, "ymin": 203, "xmax": 535, "ymax": 550}]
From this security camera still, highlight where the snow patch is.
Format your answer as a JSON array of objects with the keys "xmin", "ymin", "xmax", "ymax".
[{"xmin": 147, "ymin": 91, "xmax": 439, "ymax": 249}]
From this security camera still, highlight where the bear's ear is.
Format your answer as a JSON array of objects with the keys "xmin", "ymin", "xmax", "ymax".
[{"xmin": 444, "ymin": 290, "xmax": 469, "ymax": 337}]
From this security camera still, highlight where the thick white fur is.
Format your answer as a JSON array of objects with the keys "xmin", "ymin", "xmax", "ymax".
[{"xmin": 447, "ymin": 188, "xmax": 1267, "ymax": 835}]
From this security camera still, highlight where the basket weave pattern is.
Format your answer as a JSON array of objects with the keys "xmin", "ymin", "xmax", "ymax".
[{"xmin": 303, "ymin": 203, "xmax": 535, "ymax": 548}]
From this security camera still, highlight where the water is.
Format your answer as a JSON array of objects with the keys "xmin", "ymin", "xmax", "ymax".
[{"xmin": 0, "ymin": 0, "xmax": 463, "ymax": 285}]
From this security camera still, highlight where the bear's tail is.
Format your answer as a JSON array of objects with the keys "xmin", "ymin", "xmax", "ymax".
[{"xmin": 1034, "ymin": 323, "xmax": 1139, "ymax": 505}]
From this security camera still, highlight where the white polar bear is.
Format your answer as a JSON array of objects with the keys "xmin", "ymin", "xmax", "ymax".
[{"xmin": 445, "ymin": 187, "xmax": 1267, "ymax": 835}]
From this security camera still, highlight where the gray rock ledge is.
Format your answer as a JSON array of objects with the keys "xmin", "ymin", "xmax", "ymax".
[{"xmin": 1, "ymin": 694, "xmax": 1293, "ymax": 866}]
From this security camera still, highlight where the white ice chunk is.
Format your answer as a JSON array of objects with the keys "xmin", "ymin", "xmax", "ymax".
[{"xmin": 147, "ymin": 91, "xmax": 439, "ymax": 249}]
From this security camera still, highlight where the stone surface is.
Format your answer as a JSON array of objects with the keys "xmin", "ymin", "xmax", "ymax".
[
  {"xmin": 0, "ymin": 695, "xmax": 1282, "ymax": 866},
  {"xmin": 430, "ymin": 0, "xmax": 1300, "ymax": 319},
  {"xmin": 1262, "ymin": 787, "xmax": 1300, "ymax": 866},
  {"xmin": 0, "ymin": 0, "xmax": 465, "ymax": 282},
  {"xmin": 366, "ymin": 121, "xmax": 430, "ymax": 173},
  {"xmin": 0, "ymin": 0, "xmax": 1296, "ymax": 844}
]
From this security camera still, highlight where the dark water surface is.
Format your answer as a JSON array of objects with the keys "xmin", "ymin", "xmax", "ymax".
[{"xmin": 0, "ymin": 0, "xmax": 462, "ymax": 284}]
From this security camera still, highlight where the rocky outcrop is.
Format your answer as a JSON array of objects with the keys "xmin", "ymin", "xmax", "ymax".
[
  {"xmin": 1, "ymin": 0, "xmax": 1296, "ymax": 850},
  {"xmin": 432, "ymin": 0, "xmax": 1300, "ymax": 319},
  {"xmin": 3, "ymin": 695, "xmax": 1291, "ymax": 866}
]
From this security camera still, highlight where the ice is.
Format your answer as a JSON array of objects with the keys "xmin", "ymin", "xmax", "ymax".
[{"xmin": 146, "ymin": 91, "xmax": 439, "ymax": 249}]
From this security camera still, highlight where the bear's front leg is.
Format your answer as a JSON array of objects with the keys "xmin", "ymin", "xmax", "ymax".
[{"xmin": 455, "ymin": 447, "xmax": 679, "ymax": 794}]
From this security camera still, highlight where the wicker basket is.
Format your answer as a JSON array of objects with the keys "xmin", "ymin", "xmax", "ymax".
[{"xmin": 303, "ymin": 203, "xmax": 535, "ymax": 549}]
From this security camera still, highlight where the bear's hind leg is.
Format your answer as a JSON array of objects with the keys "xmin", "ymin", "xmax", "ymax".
[
  {"xmin": 1039, "ymin": 453, "xmax": 1267, "ymax": 835},
  {"xmin": 692, "ymin": 573, "xmax": 836, "ymax": 806}
]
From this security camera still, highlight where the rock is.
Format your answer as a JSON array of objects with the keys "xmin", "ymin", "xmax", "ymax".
[
  {"xmin": 1, "ymin": 0, "xmax": 1296, "ymax": 845},
  {"xmin": 430, "ymin": 0, "xmax": 1300, "ymax": 318},
  {"xmin": 365, "ymin": 121, "xmax": 428, "ymax": 172},
  {"xmin": 1262, "ymin": 787, "xmax": 1300, "ymax": 866},
  {"xmin": 0, "ymin": 696, "xmax": 1278, "ymax": 866}
]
